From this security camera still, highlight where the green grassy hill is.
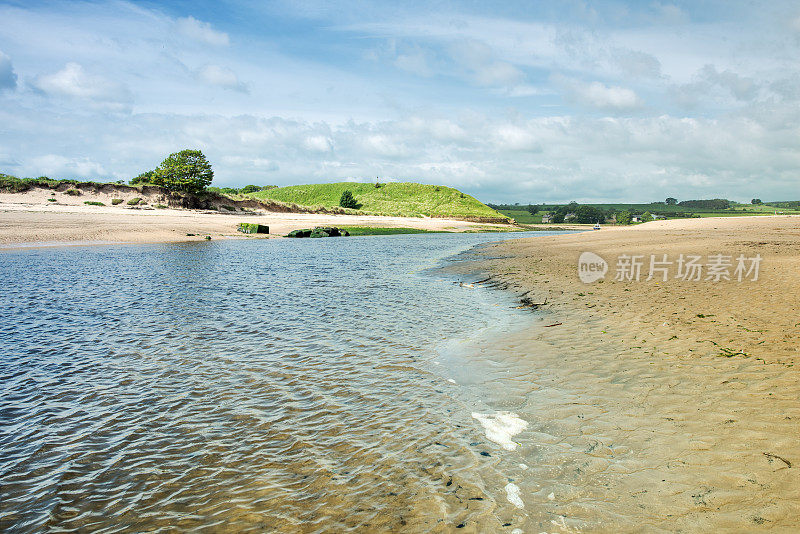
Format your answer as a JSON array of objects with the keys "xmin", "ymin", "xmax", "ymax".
[{"xmin": 246, "ymin": 182, "xmax": 507, "ymax": 220}]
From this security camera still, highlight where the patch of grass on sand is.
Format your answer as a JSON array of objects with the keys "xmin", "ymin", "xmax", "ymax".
[
  {"xmin": 246, "ymin": 182, "xmax": 506, "ymax": 219},
  {"xmin": 84, "ymin": 201, "xmax": 105, "ymax": 206},
  {"xmin": 111, "ymin": 198, "xmax": 123, "ymax": 205},
  {"xmin": 154, "ymin": 204, "xmax": 168, "ymax": 209},
  {"xmin": 65, "ymin": 189, "xmax": 81, "ymax": 196},
  {"xmin": 340, "ymin": 226, "xmax": 445, "ymax": 236},
  {"xmin": 127, "ymin": 197, "xmax": 142, "ymax": 205}
]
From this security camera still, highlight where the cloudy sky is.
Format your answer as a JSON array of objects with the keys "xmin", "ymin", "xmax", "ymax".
[{"xmin": 0, "ymin": 0, "xmax": 798, "ymax": 203}]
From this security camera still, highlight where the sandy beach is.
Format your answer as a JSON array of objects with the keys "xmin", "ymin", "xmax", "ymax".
[
  {"xmin": 465, "ymin": 216, "xmax": 799, "ymax": 530},
  {"xmin": 0, "ymin": 192, "xmax": 519, "ymax": 248}
]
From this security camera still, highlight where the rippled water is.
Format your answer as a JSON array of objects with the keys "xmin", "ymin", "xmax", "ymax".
[{"xmin": 0, "ymin": 233, "xmax": 566, "ymax": 532}]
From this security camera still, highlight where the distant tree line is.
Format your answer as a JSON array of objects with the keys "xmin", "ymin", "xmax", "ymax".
[
  {"xmin": 549, "ymin": 202, "xmax": 608, "ymax": 224},
  {"xmin": 769, "ymin": 200, "xmax": 800, "ymax": 209},
  {"xmin": 676, "ymin": 198, "xmax": 731, "ymax": 209}
]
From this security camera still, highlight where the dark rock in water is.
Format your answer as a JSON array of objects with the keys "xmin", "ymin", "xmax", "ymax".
[
  {"xmin": 286, "ymin": 228, "xmax": 312, "ymax": 238},
  {"xmin": 237, "ymin": 223, "xmax": 269, "ymax": 234},
  {"xmin": 286, "ymin": 227, "xmax": 349, "ymax": 238}
]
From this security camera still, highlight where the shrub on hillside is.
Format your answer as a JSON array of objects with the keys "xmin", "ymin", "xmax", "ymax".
[
  {"xmin": 240, "ymin": 185, "xmax": 261, "ymax": 194},
  {"xmin": 65, "ymin": 188, "xmax": 81, "ymax": 196},
  {"xmin": 339, "ymin": 190, "xmax": 361, "ymax": 209},
  {"xmin": 127, "ymin": 197, "xmax": 142, "ymax": 205},
  {"xmin": 111, "ymin": 198, "xmax": 123, "ymax": 205}
]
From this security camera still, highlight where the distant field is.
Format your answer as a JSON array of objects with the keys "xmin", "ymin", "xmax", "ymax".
[
  {"xmin": 498, "ymin": 209, "xmax": 544, "ymax": 224},
  {"xmin": 247, "ymin": 182, "xmax": 506, "ymax": 220},
  {"xmin": 498, "ymin": 202, "xmax": 800, "ymax": 224}
]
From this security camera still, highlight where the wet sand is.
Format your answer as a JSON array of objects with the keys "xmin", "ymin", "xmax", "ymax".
[{"xmin": 463, "ymin": 216, "xmax": 799, "ymax": 531}]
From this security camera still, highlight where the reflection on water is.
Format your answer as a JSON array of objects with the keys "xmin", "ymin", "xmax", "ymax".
[{"xmin": 0, "ymin": 233, "xmax": 563, "ymax": 532}]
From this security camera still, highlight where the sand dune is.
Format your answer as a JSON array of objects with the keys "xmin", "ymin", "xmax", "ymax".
[{"xmin": 0, "ymin": 194, "xmax": 515, "ymax": 247}]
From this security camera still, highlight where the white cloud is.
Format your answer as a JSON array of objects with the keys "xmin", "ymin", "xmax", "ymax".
[
  {"xmin": 360, "ymin": 134, "xmax": 408, "ymax": 158},
  {"xmin": 393, "ymin": 45, "xmax": 435, "ymax": 77},
  {"xmin": 557, "ymin": 76, "xmax": 643, "ymax": 111},
  {"xmin": 5, "ymin": 105, "xmax": 797, "ymax": 202},
  {"xmin": 672, "ymin": 64, "xmax": 760, "ymax": 107},
  {"xmin": 176, "ymin": 16, "xmax": 229, "ymax": 46},
  {"xmin": 492, "ymin": 125, "xmax": 541, "ymax": 152},
  {"xmin": 1, "ymin": 1, "xmax": 799, "ymax": 203},
  {"xmin": 789, "ymin": 15, "xmax": 800, "ymax": 32},
  {"xmin": 650, "ymin": 2, "xmax": 689, "ymax": 25},
  {"xmin": 220, "ymin": 155, "xmax": 279, "ymax": 171},
  {"xmin": 29, "ymin": 154, "xmax": 107, "ymax": 178},
  {"xmin": 31, "ymin": 62, "xmax": 131, "ymax": 105},
  {"xmin": 611, "ymin": 48, "xmax": 662, "ymax": 79},
  {"xmin": 304, "ymin": 135, "xmax": 333, "ymax": 152},
  {"xmin": 196, "ymin": 64, "xmax": 248, "ymax": 92},
  {"xmin": 699, "ymin": 65, "xmax": 758, "ymax": 101},
  {"xmin": 0, "ymin": 51, "xmax": 17, "ymax": 91},
  {"xmin": 447, "ymin": 38, "xmax": 524, "ymax": 87}
]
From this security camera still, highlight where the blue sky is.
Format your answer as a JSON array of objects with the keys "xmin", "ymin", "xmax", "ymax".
[{"xmin": 0, "ymin": 0, "xmax": 798, "ymax": 203}]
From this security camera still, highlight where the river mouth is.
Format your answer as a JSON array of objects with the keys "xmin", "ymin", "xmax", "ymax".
[
  {"xmin": 6, "ymin": 232, "xmax": 789, "ymax": 532},
  {"xmin": 1, "ymin": 232, "xmax": 575, "ymax": 532}
]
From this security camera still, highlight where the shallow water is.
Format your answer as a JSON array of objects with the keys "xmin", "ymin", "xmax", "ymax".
[{"xmin": 0, "ymin": 232, "xmax": 568, "ymax": 532}]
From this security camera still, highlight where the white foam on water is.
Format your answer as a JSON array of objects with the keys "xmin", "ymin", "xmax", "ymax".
[
  {"xmin": 505, "ymin": 483, "xmax": 524, "ymax": 509},
  {"xmin": 519, "ymin": 463, "xmax": 529, "ymax": 470},
  {"xmin": 547, "ymin": 492, "xmax": 555, "ymax": 501},
  {"xmin": 471, "ymin": 411, "xmax": 528, "ymax": 451},
  {"xmin": 447, "ymin": 378, "xmax": 456, "ymax": 384}
]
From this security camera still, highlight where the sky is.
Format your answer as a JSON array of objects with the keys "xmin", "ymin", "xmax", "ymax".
[{"xmin": 0, "ymin": 0, "xmax": 798, "ymax": 203}]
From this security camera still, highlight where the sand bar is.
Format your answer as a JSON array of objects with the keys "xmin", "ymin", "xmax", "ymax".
[{"xmin": 0, "ymin": 197, "xmax": 518, "ymax": 248}]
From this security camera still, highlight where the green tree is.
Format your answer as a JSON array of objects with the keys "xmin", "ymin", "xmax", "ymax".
[
  {"xmin": 751, "ymin": 198, "xmax": 762, "ymax": 205},
  {"xmin": 526, "ymin": 204, "xmax": 539, "ymax": 215},
  {"xmin": 616, "ymin": 211, "xmax": 633, "ymax": 225},
  {"xmin": 666, "ymin": 197, "xmax": 677, "ymax": 205},
  {"xmin": 130, "ymin": 170, "xmax": 156, "ymax": 185},
  {"xmin": 240, "ymin": 184, "xmax": 262, "ymax": 194},
  {"xmin": 150, "ymin": 149, "xmax": 213, "ymax": 194},
  {"xmin": 339, "ymin": 190, "xmax": 361, "ymax": 209}
]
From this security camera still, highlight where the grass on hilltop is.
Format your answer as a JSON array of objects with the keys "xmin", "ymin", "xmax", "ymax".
[{"xmin": 245, "ymin": 182, "xmax": 506, "ymax": 219}]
